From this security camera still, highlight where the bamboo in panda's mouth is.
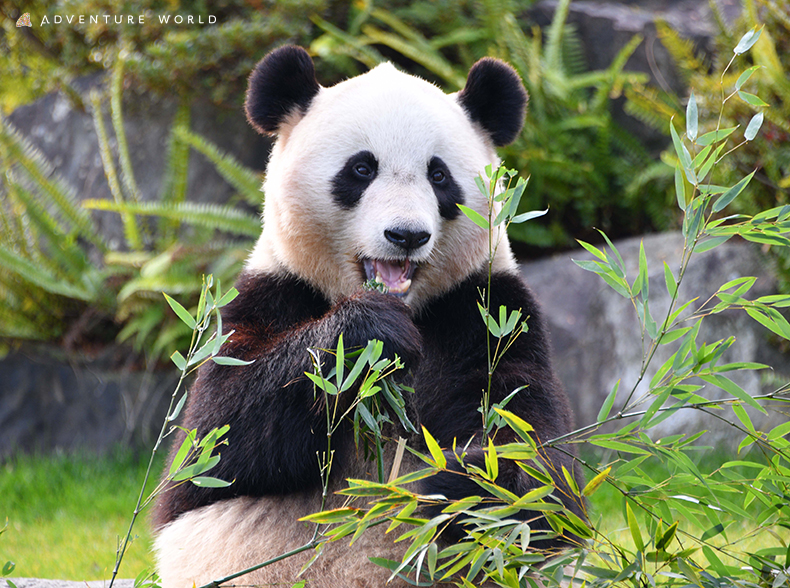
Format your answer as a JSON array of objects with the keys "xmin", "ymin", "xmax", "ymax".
[{"xmin": 362, "ymin": 258, "xmax": 416, "ymax": 296}]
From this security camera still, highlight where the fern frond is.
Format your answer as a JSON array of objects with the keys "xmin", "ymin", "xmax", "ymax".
[
  {"xmin": 116, "ymin": 303, "xmax": 164, "ymax": 351},
  {"xmin": 175, "ymin": 127, "xmax": 262, "ymax": 206},
  {"xmin": 365, "ymin": 10, "xmax": 465, "ymax": 88},
  {"xmin": 117, "ymin": 271, "xmax": 205, "ymax": 303},
  {"xmin": 498, "ymin": 16, "xmax": 546, "ymax": 122},
  {"xmin": 428, "ymin": 28, "xmax": 488, "ymax": 51},
  {"xmin": 708, "ymin": 0, "xmax": 735, "ymax": 43},
  {"xmin": 0, "ymin": 305, "xmax": 49, "ymax": 340},
  {"xmin": 0, "ymin": 243, "xmax": 96, "ymax": 301},
  {"xmin": 765, "ymin": 0, "xmax": 790, "ymax": 32},
  {"xmin": 89, "ymin": 90, "xmax": 143, "ymax": 250},
  {"xmin": 613, "ymin": 130, "xmax": 651, "ymax": 170},
  {"xmin": 625, "ymin": 160, "xmax": 673, "ymax": 197},
  {"xmin": 111, "ymin": 54, "xmax": 142, "ymax": 203},
  {"xmin": 0, "ymin": 117, "xmax": 105, "ymax": 249},
  {"xmin": 82, "ymin": 199, "xmax": 262, "ymax": 237},
  {"xmin": 310, "ymin": 16, "xmax": 386, "ymax": 70},
  {"xmin": 10, "ymin": 181, "xmax": 91, "ymax": 277},
  {"xmin": 159, "ymin": 100, "xmax": 192, "ymax": 244},
  {"xmin": 161, "ymin": 100, "xmax": 192, "ymax": 205},
  {"xmin": 545, "ymin": 0, "xmax": 571, "ymax": 71},
  {"xmin": 624, "ymin": 86, "xmax": 681, "ymax": 132},
  {"xmin": 656, "ymin": 21, "xmax": 707, "ymax": 84},
  {"xmin": 361, "ymin": 24, "xmax": 464, "ymax": 88},
  {"xmin": 561, "ymin": 23, "xmax": 587, "ymax": 77},
  {"xmin": 595, "ymin": 34, "xmax": 645, "ymax": 109}
]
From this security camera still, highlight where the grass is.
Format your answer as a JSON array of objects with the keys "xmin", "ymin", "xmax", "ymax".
[
  {"xmin": 0, "ymin": 442, "xmax": 781, "ymax": 582},
  {"xmin": 0, "ymin": 448, "xmax": 163, "ymax": 580}
]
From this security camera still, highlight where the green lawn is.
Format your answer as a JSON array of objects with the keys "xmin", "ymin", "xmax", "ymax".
[
  {"xmin": 1, "ymin": 444, "xmax": 781, "ymax": 582},
  {"xmin": 0, "ymin": 449, "xmax": 162, "ymax": 580}
]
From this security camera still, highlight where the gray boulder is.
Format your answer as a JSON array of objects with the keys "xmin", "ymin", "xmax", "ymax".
[
  {"xmin": 522, "ymin": 231, "xmax": 789, "ymax": 445},
  {"xmin": 8, "ymin": 580, "xmax": 133, "ymax": 588},
  {"xmin": 0, "ymin": 344, "xmax": 177, "ymax": 458},
  {"xmin": 6, "ymin": 75, "xmax": 268, "ymax": 248}
]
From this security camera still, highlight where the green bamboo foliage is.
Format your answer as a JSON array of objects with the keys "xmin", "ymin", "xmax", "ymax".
[{"xmin": 626, "ymin": 0, "xmax": 790, "ymax": 287}]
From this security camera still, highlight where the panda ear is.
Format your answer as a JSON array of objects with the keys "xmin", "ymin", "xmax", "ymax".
[
  {"xmin": 456, "ymin": 58, "xmax": 528, "ymax": 147},
  {"xmin": 245, "ymin": 45, "xmax": 321, "ymax": 135}
]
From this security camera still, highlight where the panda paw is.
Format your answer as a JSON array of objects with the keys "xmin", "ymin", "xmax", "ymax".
[{"xmin": 334, "ymin": 290, "xmax": 422, "ymax": 372}]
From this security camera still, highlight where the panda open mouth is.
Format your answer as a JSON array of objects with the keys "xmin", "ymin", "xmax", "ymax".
[{"xmin": 362, "ymin": 259, "xmax": 417, "ymax": 296}]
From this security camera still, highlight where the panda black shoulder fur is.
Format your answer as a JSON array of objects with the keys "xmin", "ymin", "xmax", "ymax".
[{"xmin": 153, "ymin": 45, "xmax": 585, "ymax": 588}]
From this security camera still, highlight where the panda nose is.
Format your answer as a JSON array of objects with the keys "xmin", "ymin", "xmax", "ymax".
[{"xmin": 384, "ymin": 228, "xmax": 431, "ymax": 251}]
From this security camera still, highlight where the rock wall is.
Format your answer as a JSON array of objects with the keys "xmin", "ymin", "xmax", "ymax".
[
  {"xmin": 6, "ymin": 74, "xmax": 269, "ymax": 248},
  {"xmin": 523, "ymin": 231, "xmax": 789, "ymax": 443},
  {"xmin": 0, "ymin": 345, "xmax": 177, "ymax": 458}
]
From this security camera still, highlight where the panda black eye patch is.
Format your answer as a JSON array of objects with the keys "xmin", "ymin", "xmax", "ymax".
[
  {"xmin": 332, "ymin": 151, "xmax": 379, "ymax": 209},
  {"xmin": 428, "ymin": 157, "xmax": 463, "ymax": 220}
]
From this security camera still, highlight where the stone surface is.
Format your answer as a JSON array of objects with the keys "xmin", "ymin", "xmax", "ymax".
[
  {"xmin": 528, "ymin": 0, "xmax": 742, "ymax": 151},
  {"xmin": 522, "ymin": 231, "xmax": 790, "ymax": 444},
  {"xmin": 0, "ymin": 344, "xmax": 178, "ymax": 458},
  {"xmin": 8, "ymin": 580, "xmax": 133, "ymax": 588},
  {"xmin": 6, "ymin": 75, "xmax": 269, "ymax": 248}
]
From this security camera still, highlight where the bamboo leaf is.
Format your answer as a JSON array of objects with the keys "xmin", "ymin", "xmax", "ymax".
[
  {"xmin": 674, "ymin": 164, "xmax": 687, "ymax": 210},
  {"xmin": 170, "ymin": 350, "xmax": 186, "ymax": 371},
  {"xmin": 583, "ymin": 466, "xmax": 611, "ymax": 496},
  {"xmin": 191, "ymin": 476, "xmax": 233, "ymax": 488},
  {"xmin": 212, "ymin": 356, "xmax": 255, "ymax": 366},
  {"xmin": 626, "ymin": 502, "xmax": 645, "ymax": 552},
  {"xmin": 686, "ymin": 91, "xmax": 698, "ymax": 141},
  {"xmin": 510, "ymin": 209, "xmax": 548, "ymax": 224},
  {"xmin": 733, "ymin": 25, "xmax": 763, "ymax": 55},
  {"xmin": 737, "ymin": 91, "xmax": 768, "ymax": 107},
  {"xmin": 598, "ymin": 380, "xmax": 620, "ymax": 422},
  {"xmin": 663, "ymin": 262, "xmax": 677, "ymax": 298},
  {"xmin": 696, "ymin": 127, "xmax": 737, "ymax": 146},
  {"xmin": 163, "ymin": 293, "xmax": 196, "ymax": 329},
  {"xmin": 670, "ymin": 119, "xmax": 692, "ymax": 170},
  {"xmin": 744, "ymin": 112, "xmax": 764, "ymax": 141},
  {"xmin": 735, "ymin": 65, "xmax": 761, "ymax": 90},
  {"xmin": 422, "ymin": 426, "xmax": 447, "ymax": 469},
  {"xmin": 457, "ymin": 204, "xmax": 489, "ymax": 230}
]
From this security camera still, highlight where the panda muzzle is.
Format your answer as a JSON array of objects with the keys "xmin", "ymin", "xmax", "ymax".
[{"xmin": 363, "ymin": 259, "xmax": 416, "ymax": 296}]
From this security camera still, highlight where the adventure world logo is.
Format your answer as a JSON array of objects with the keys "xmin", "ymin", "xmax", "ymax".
[{"xmin": 13, "ymin": 11, "xmax": 216, "ymax": 26}]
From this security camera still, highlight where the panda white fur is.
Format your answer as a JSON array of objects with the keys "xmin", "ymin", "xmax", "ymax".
[{"xmin": 153, "ymin": 45, "xmax": 584, "ymax": 588}]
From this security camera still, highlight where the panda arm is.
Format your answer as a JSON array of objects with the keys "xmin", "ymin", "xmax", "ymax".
[
  {"xmin": 153, "ymin": 271, "xmax": 422, "ymax": 528},
  {"xmin": 416, "ymin": 271, "xmax": 585, "ymax": 542}
]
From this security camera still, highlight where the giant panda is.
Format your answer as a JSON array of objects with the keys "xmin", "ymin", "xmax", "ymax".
[{"xmin": 153, "ymin": 45, "xmax": 584, "ymax": 588}]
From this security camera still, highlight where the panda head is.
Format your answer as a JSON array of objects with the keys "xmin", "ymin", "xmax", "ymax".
[{"xmin": 245, "ymin": 45, "xmax": 527, "ymax": 312}]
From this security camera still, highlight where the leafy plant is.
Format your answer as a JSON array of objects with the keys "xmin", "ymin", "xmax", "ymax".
[
  {"xmin": 0, "ymin": 49, "xmax": 263, "ymax": 358},
  {"xmin": 0, "ymin": 115, "xmax": 112, "ymax": 347},
  {"xmin": 0, "ymin": 0, "xmax": 320, "ymax": 110},
  {"xmin": 626, "ymin": 0, "xmax": 790, "ymax": 287},
  {"xmin": 109, "ymin": 275, "xmax": 244, "ymax": 588},
  {"xmin": 1, "ymin": 522, "xmax": 17, "ymax": 588},
  {"xmin": 312, "ymin": 0, "xmax": 673, "ymax": 249}
]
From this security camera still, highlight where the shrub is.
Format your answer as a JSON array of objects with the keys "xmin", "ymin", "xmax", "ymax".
[{"xmin": 0, "ymin": 68, "xmax": 261, "ymax": 357}]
